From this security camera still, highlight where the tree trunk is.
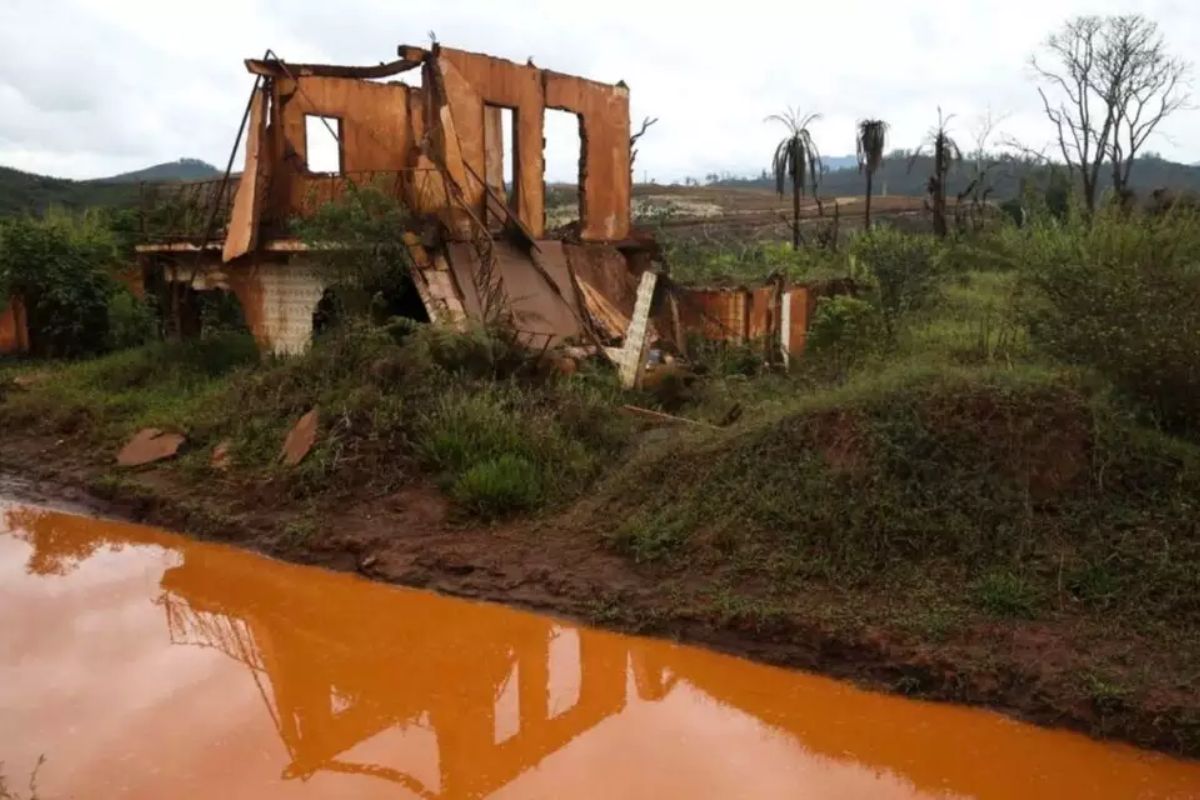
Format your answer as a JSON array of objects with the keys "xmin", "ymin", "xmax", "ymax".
[
  {"xmin": 932, "ymin": 143, "xmax": 947, "ymax": 238},
  {"xmin": 864, "ymin": 170, "xmax": 874, "ymax": 231},
  {"xmin": 792, "ymin": 171, "xmax": 801, "ymax": 249}
]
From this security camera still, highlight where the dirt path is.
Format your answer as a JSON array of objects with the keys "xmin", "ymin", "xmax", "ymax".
[{"xmin": 2, "ymin": 431, "xmax": 1197, "ymax": 760}]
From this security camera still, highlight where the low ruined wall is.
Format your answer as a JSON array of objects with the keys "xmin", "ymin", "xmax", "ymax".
[
  {"xmin": 0, "ymin": 296, "xmax": 30, "ymax": 356},
  {"xmin": 675, "ymin": 284, "xmax": 819, "ymax": 362}
]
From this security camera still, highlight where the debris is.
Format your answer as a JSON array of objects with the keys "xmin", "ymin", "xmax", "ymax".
[
  {"xmin": 117, "ymin": 428, "xmax": 186, "ymax": 467},
  {"xmin": 280, "ymin": 408, "xmax": 319, "ymax": 467},
  {"xmin": 620, "ymin": 405, "xmax": 718, "ymax": 429},
  {"xmin": 616, "ymin": 271, "xmax": 659, "ymax": 389},
  {"xmin": 211, "ymin": 440, "xmax": 233, "ymax": 471},
  {"xmin": 553, "ymin": 356, "xmax": 578, "ymax": 377},
  {"xmin": 717, "ymin": 404, "xmax": 744, "ymax": 427},
  {"xmin": 12, "ymin": 373, "xmax": 47, "ymax": 389}
]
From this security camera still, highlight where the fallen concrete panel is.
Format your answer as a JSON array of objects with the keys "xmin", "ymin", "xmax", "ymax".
[
  {"xmin": 117, "ymin": 429, "xmax": 186, "ymax": 467},
  {"xmin": 493, "ymin": 240, "xmax": 583, "ymax": 343},
  {"xmin": 281, "ymin": 408, "xmax": 319, "ymax": 467},
  {"xmin": 616, "ymin": 271, "xmax": 658, "ymax": 388}
]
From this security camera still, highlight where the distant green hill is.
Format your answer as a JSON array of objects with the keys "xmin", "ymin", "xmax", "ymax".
[
  {"xmin": 0, "ymin": 166, "xmax": 138, "ymax": 216},
  {"xmin": 98, "ymin": 158, "xmax": 221, "ymax": 184},
  {"xmin": 0, "ymin": 158, "xmax": 224, "ymax": 217},
  {"xmin": 710, "ymin": 154, "xmax": 1200, "ymax": 200}
]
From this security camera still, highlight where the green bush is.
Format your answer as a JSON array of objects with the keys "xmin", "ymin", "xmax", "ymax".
[
  {"xmin": 0, "ymin": 210, "xmax": 117, "ymax": 357},
  {"xmin": 452, "ymin": 454, "xmax": 543, "ymax": 518},
  {"xmin": 106, "ymin": 287, "xmax": 158, "ymax": 350},
  {"xmin": 1019, "ymin": 211, "xmax": 1200, "ymax": 436},
  {"xmin": 853, "ymin": 228, "xmax": 945, "ymax": 332},
  {"xmin": 806, "ymin": 295, "xmax": 885, "ymax": 373}
]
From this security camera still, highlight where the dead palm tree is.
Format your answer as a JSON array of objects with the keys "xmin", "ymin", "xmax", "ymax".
[
  {"xmin": 910, "ymin": 108, "xmax": 961, "ymax": 237},
  {"xmin": 767, "ymin": 108, "xmax": 822, "ymax": 249},
  {"xmin": 856, "ymin": 119, "xmax": 888, "ymax": 231}
]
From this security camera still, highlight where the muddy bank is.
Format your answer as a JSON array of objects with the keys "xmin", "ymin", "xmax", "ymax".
[{"xmin": 2, "ymin": 431, "xmax": 1197, "ymax": 760}]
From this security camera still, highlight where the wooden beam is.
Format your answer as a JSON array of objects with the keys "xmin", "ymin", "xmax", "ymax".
[{"xmin": 244, "ymin": 57, "xmax": 422, "ymax": 79}]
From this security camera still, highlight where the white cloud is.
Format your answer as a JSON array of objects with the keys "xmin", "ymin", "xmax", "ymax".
[{"xmin": 2, "ymin": 0, "xmax": 1197, "ymax": 180}]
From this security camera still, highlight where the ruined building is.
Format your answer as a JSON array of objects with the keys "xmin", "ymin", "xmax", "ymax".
[
  {"xmin": 133, "ymin": 44, "xmax": 666, "ymax": 367},
  {"xmin": 4, "ymin": 43, "xmax": 824, "ymax": 369}
]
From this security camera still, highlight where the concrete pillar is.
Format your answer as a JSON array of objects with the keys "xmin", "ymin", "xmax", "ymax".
[{"xmin": 227, "ymin": 262, "xmax": 326, "ymax": 357}]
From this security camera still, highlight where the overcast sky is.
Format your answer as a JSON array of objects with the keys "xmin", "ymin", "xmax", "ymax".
[{"xmin": 1, "ymin": 0, "xmax": 1197, "ymax": 182}]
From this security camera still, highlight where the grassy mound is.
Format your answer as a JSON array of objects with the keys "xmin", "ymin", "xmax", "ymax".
[{"xmin": 599, "ymin": 363, "xmax": 1200, "ymax": 622}]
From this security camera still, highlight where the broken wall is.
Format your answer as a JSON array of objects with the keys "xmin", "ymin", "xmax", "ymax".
[
  {"xmin": 0, "ymin": 296, "xmax": 29, "ymax": 355},
  {"xmin": 430, "ymin": 47, "xmax": 631, "ymax": 242},
  {"xmin": 267, "ymin": 76, "xmax": 419, "ymax": 222},
  {"xmin": 675, "ymin": 283, "xmax": 821, "ymax": 361},
  {"xmin": 543, "ymin": 72, "xmax": 631, "ymax": 241},
  {"xmin": 435, "ymin": 48, "xmax": 547, "ymax": 237}
]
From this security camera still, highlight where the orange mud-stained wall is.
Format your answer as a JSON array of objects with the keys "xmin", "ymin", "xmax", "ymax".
[
  {"xmin": 0, "ymin": 296, "xmax": 30, "ymax": 355},
  {"xmin": 676, "ymin": 284, "xmax": 815, "ymax": 357},
  {"xmin": 250, "ymin": 45, "xmax": 631, "ymax": 243},
  {"xmin": 268, "ymin": 76, "xmax": 417, "ymax": 219},
  {"xmin": 543, "ymin": 71, "xmax": 631, "ymax": 241}
]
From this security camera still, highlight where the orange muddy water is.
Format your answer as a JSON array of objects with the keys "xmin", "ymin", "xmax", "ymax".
[{"xmin": 2, "ymin": 501, "xmax": 1199, "ymax": 799}]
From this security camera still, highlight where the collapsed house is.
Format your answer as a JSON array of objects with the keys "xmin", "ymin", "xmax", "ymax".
[{"xmin": 2, "ymin": 44, "xmax": 828, "ymax": 372}]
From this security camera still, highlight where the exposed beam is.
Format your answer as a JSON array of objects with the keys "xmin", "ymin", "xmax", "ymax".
[{"xmin": 244, "ymin": 57, "xmax": 422, "ymax": 80}]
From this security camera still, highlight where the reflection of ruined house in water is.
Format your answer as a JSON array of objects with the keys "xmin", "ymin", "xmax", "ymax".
[
  {"xmin": 156, "ymin": 548, "xmax": 673, "ymax": 797},
  {"xmin": 129, "ymin": 44, "xmax": 825, "ymax": 375}
]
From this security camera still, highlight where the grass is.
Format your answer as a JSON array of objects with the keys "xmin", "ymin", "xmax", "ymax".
[{"xmin": 1, "ymin": 322, "xmax": 633, "ymax": 516}]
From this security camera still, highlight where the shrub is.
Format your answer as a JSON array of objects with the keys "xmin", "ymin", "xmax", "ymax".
[
  {"xmin": 852, "ymin": 228, "xmax": 944, "ymax": 333},
  {"xmin": 106, "ymin": 287, "xmax": 158, "ymax": 350},
  {"xmin": 292, "ymin": 181, "xmax": 415, "ymax": 321},
  {"xmin": 0, "ymin": 211, "xmax": 116, "ymax": 357},
  {"xmin": 418, "ymin": 390, "xmax": 531, "ymax": 475},
  {"xmin": 1019, "ymin": 211, "xmax": 1200, "ymax": 436},
  {"xmin": 452, "ymin": 454, "xmax": 543, "ymax": 518},
  {"xmin": 806, "ymin": 295, "xmax": 885, "ymax": 373}
]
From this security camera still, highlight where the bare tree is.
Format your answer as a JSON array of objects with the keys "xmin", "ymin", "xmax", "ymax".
[
  {"xmin": 957, "ymin": 108, "xmax": 1009, "ymax": 230},
  {"xmin": 1102, "ymin": 16, "xmax": 1190, "ymax": 204},
  {"xmin": 629, "ymin": 116, "xmax": 659, "ymax": 168},
  {"xmin": 766, "ymin": 108, "xmax": 822, "ymax": 249},
  {"xmin": 1032, "ymin": 14, "xmax": 1190, "ymax": 217},
  {"xmin": 856, "ymin": 119, "xmax": 888, "ymax": 231}
]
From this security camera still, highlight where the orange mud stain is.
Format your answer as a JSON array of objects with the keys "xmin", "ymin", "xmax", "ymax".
[{"xmin": 2, "ymin": 500, "xmax": 1199, "ymax": 799}]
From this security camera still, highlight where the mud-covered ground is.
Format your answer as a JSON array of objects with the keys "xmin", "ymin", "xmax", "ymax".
[{"xmin": 4, "ymin": 429, "xmax": 1198, "ymax": 760}]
